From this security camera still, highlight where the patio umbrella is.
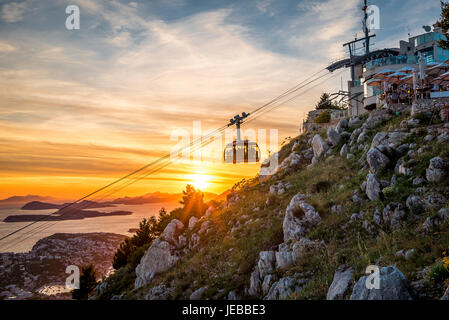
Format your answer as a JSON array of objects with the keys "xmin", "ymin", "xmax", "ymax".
[
  {"xmin": 439, "ymin": 71, "xmax": 449, "ymax": 80},
  {"xmin": 384, "ymin": 72, "xmax": 408, "ymax": 82},
  {"xmin": 397, "ymin": 66, "xmax": 416, "ymax": 74},
  {"xmin": 365, "ymin": 78, "xmax": 383, "ymax": 86},
  {"xmin": 426, "ymin": 63, "xmax": 449, "ymax": 76},
  {"xmin": 373, "ymin": 69, "xmax": 395, "ymax": 79}
]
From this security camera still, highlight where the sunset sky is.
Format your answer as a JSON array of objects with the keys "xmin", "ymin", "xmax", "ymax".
[{"xmin": 0, "ymin": 0, "xmax": 442, "ymax": 199}]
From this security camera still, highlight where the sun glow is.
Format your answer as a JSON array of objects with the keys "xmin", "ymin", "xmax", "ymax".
[{"xmin": 188, "ymin": 173, "xmax": 212, "ymax": 191}]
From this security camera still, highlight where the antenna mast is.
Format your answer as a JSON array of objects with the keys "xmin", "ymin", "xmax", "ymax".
[{"xmin": 363, "ymin": 0, "xmax": 370, "ymax": 54}]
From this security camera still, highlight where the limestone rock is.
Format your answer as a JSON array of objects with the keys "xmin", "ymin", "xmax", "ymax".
[
  {"xmin": 327, "ymin": 127, "xmax": 341, "ymax": 146},
  {"xmin": 327, "ymin": 265, "xmax": 354, "ymax": 300},
  {"xmin": 265, "ymin": 276, "xmax": 302, "ymax": 300},
  {"xmin": 367, "ymin": 148, "xmax": 390, "ymax": 174},
  {"xmin": 340, "ymin": 144, "xmax": 348, "ymax": 157},
  {"xmin": 145, "ymin": 284, "xmax": 171, "ymax": 300},
  {"xmin": 190, "ymin": 287, "xmax": 207, "ymax": 300},
  {"xmin": 257, "ymin": 251, "xmax": 276, "ymax": 277},
  {"xmin": 426, "ymin": 157, "xmax": 447, "ymax": 182},
  {"xmin": 188, "ymin": 216, "xmax": 198, "ymax": 230},
  {"xmin": 312, "ymin": 134, "xmax": 328, "ymax": 158},
  {"xmin": 366, "ymin": 174, "xmax": 381, "ymax": 201},
  {"xmin": 350, "ymin": 266, "xmax": 412, "ymax": 300},
  {"xmin": 135, "ymin": 239, "xmax": 181, "ymax": 289}
]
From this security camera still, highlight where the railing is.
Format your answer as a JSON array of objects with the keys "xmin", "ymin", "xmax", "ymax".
[{"xmin": 366, "ymin": 55, "xmax": 419, "ymax": 70}]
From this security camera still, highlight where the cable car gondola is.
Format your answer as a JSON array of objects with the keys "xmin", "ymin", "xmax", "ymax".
[{"xmin": 223, "ymin": 112, "xmax": 260, "ymax": 164}]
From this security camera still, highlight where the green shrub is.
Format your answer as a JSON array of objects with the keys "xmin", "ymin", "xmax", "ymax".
[
  {"xmin": 314, "ymin": 110, "xmax": 331, "ymax": 124},
  {"xmin": 428, "ymin": 262, "xmax": 449, "ymax": 284}
]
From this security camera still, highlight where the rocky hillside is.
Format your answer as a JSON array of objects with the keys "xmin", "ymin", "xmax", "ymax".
[{"xmin": 96, "ymin": 107, "xmax": 449, "ymax": 300}]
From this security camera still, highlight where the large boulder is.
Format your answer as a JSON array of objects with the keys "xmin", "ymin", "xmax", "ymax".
[
  {"xmin": 312, "ymin": 134, "xmax": 328, "ymax": 158},
  {"xmin": 188, "ymin": 216, "xmax": 198, "ymax": 230},
  {"xmin": 336, "ymin": 118, "xmax": 348, "ymax": 133},
  {"xmin": 371, "ymin": 131, "xmax": 409, "ymax": 149},
  {"xmin": 367, "ymin": 148, "xmax": 390, "ymax": 174},
  {"xmin": 366, "ymin": 173, "xmax": 381, "ymax": 201},
  {"xmin": 275, "ymin": 251, "xmax": 295, "ymax": 271},
  {"xmin": 426, "ymin": 157, "xmax": 447, "ymax": 182},
  {"xmin": 161, "ymin": 219, "xmax": 184, "ymax": 244},
  {"xmin": 327, "ymin": 127, "xmax": 341, "ymax": 146},
  {"xmin": 327, "ymin": 265, "xmax": 354, "ymax": 300},
  {"xmin": 349, "ymin": 266, "xmax": 412, "ymax": 300},
  {"xmin": 283, "ymin": 194, "xmax": 307, "ymax": 242},
  {"xmin": 283, "ymin": 194, "xmax": 321, "ymax": 242},
  {"xmin": 135, "ymin": 239, "xmax": 181, "ymax": 289}
]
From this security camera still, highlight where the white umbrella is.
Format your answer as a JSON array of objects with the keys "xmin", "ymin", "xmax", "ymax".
[
  {"xmin": 426, "ymin": 63, "xmax": 449, "ymax": 76},
  {"xmin": 397, "ymin": 66, "xmax": 416, "ymax": 74},
  {"xmin": 373, "ymin": 69, "xmax": 395, "ymax": 80},
  {"xmin": 365, "ymin": 78, "xmax": 383, "ymax": 86}
]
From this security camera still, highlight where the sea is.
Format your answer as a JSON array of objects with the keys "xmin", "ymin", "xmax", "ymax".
[{"xmin": 0, "ymin": 202, "xmax": 179, "ymax": 253}]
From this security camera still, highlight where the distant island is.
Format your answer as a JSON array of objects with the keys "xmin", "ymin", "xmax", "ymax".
[{"xmin": 3, "ymin": 209, "xmax": 132, "ymax": 223}]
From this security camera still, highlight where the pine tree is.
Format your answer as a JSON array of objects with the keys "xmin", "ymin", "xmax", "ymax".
[
  {"xmin": 72, "ymin": 264, "xmax": 98, "ymax": 300},
  {"xmin": 438, "ymin": 1, "xmax": 449, "ymax": 50}
]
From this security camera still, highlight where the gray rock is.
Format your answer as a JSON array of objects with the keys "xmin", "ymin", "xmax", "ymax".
[
  {"xmin": 190, "ymin": 287, "xmax": 207, "ymax": 300},
  {"xmin": 312, "ymin": 134, "xmax": 328, "ymax": 158},
  {"xmin": 283, "ymin": 194, "xmax": 320, "ymax": 242},
  {"xmin": 407, "ymin": 118, "xmax": 420, "ymax": 127},
  {"xmin": 350, "ymin": 266, "xmax": 412, "ymax": 300},
  {"xmin": 257, "ymin": 251, "xmax": 276, "ymax": 277},
  {"xmin": 145, "ymin": 284, "xmax": 171, "ymax": 300},
  {"xmin": 412, "ymin": 177, "xmax": 425, "ymax": 186},
  {"xmin": 327, "ymin": 265, "xmax": 354, "ymax": 300},
  {"xmin": 275, "ymin": 251, "xmax": 295, "ymax": 271},
  {"xmin": 361, "ymin": 181, "xmax": 367, "ymax": 192},
  {"xmin": 347, "ymin": 153, "xmax": 355, "ymax": 160},
  {"xmin": 198, "ymin": 220, "xmax": 212, "ymax": 235},
  {"xmin": 405, "ymin": 249, "xmax": 415, "ymax": 261},
  {"xmin": 336, "ymin": 118, "xmax": 348, "ymax": 133},
  {"xmin": 248, "ymin": 268, "xmax": 261, "ymax": 296},
  {"xmin": 425, "ymin": 192, "xmax": 447, "ymax": 210},
  {"xmin": 227, "ymin": 291, "xmax": 238, "ymax": 300},
  {"xmin": 406, "ymin": 195, "xmax": 424, "ymax": 215},
  {"xmin": 340, "ymin": 144, "xmax": 348, "ymax": 157},
  {"xmin": 188, "ymin": 216, "xmax": 198, "ymax": 230},
  {"xmin": 161, "ymin": 219, "xmax": 184, "ymax": 244},
  {"xmin": 366, "ymin": 174, "xmax": 381, "ymax": 201},
  {"xmin": 189, "ymin": 233, "xmax": 200, "ymax": 249},
  {"xmin": 327, "ymin": 127, "xmax": 341, "ymax": 146},
  {"xmin": 426, "ymin": 157, "xmax": 447, "ymax": 182},
  {"xmin": 265, "ymin": 276, "xmax": 302, "ymax": 300},
  {"xmin": 331, "ymin": 205, "xmax": 344, "ymax": 214},
  {"xmin": 373, "ymin": 208, "xmax": 382, "ymax": 225},
  {"xmin": 348, "ymin": 117, "xmax": 362, "ymax": 128},
  {"xmin": 262, "ymin": 275, "xmax": 277, "ymax": 296},
  {"xmin": 135, "ymin": 238, "xmax": 181, "ymax": 289},
  {"xmin": 438, "ymin": 132, "xmax": 449, "ymax": 143},
  {"xmin": 367, "ymin": 148, "xmax": 390, "ymax": 174}
]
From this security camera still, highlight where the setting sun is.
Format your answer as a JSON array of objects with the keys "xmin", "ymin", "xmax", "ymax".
[{"xmin": 188, "ymin": 174, "xmax": 212, "ymax": 191}]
